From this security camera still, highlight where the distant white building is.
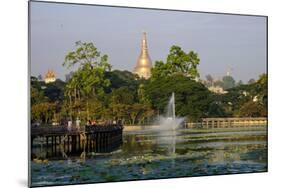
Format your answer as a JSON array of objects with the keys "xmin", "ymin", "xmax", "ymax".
[
  {"xmin": 44, "ymin": 70, "xmax": 56, "ymax": 84},
  {"xmin": 208, "ymin": 86, "xmax": 227, "ymax": 94}
]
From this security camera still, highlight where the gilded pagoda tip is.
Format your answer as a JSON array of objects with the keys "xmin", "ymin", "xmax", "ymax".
[{"xmin": 133, "ymin": 32, "xmax": 152, "ymax": 79}]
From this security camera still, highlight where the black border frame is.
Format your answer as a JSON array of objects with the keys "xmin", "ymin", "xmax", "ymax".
[{"xmin": 28, "ymin": 1, "xmax": 268, "ymax": 187}]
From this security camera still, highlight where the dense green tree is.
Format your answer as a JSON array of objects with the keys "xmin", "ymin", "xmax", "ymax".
[
  {"xmin": 145, "ymin": 74, "xmax": 212, "ymax": 121},
  {"xmin": 107, "ymin": 87, "xmax": 134, "ymax": 123},
  {"xmin": 104, "ymin": 70, "xmax": 141, "ymax": 93},
  {"xmin": 127, "ymin": 103, "xmax": 143, "ymax": 125},
  {"xmin": 254, "ymin": 73, "xmax": 267, "ymax": 105},
  {"xmin": 220, "ymin": 84, "xmax": 252, "ymax": 116},
  {"xmin": 30, "ymin": 71, "xmax": 268, "ymax": 124},
  {"xmin": 44, "ymin": 79, "xmax": 65, "ymax": 102},
  {"xmin": 110, "ymin": 87, "xmax": 134, "ymax": 105},
  {"xmin": 63, "ymin": 41, "xmax": 111, "ymax": 70},
  {"xmin": 31, "ymin": 76, "xmax": 42, "ymax": 90},
  {"xmin": 63, "ymin": 41, "xmax": 111, "ymax": 120},
  {"xmin": 206, "ymin": 92, "xmax": 227, "ymax": 117},
  {"xmin": 151, "ymin": 45, "xmax": 200, "ymax": 80},
  {"xmin": 31, "ymin": 86, "xmax": 46, "ymax": 106},
  {"xmin": 87, "ymin": 98, "xmax": 105, "ymax": 120},
  {"xmin": 137, "ymin": 84, "xmax": 151, "ymax": 105},
  {"xmin": 218, "ymin": 74, "xmax": 267, "ymax": 117},
  {"xmin": 238, "ymin": 101, "xmax": 267, "ymax": 117},
  {"xmin": 31, "ymin": 102, "xmax": 58, "ymax": 124},
  {"xmin": 207, "ymin": 102, "xmax": 226, "ymax": 117},
  {"xmin": 31, "ymin": 76, "xmax": 49, "ymax": 123},
  {"xmin": 106, "ymin": 86, "xmax": 154, "ymax": 124}
]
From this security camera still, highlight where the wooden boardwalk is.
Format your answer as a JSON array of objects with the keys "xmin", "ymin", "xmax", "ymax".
[
  {"xmin": 31, "ymin": 125, "xmax": 123, "ymax": 157},
  {"xmin": 185, "ymin": 117, "xmax": 267, "ymax": 129}
]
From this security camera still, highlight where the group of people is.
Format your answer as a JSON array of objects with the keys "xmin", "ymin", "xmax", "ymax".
[
  {"xmin": 67, "ymin": 117, "xmax": 81, "ymax": 131},
  {"xmin": 87, "ymin": 119, "xmax": 122, "ymax": 126},
  {"xmin": 87, "ymin": 119, "xmax": 97, "ymax": 126},
  {"xmin": 42, "ymin": 118, "xmax": 122, "ymax": 128}
]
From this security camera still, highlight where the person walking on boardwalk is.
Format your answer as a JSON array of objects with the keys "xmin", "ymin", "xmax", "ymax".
[
  {"xmin": 67, "ymin": 118, "xmax": 72, "ymax": 131},
  {"xmin": 76, "ymin": 117, "xmax": 81, "ymax": 130},
  {"xmin": 92, "ymin": 119, "xmax": 97, "ymax": 126}
]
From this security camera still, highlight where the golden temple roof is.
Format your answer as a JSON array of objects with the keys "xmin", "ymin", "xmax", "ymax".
[
  {"xmin": 44, "ymin": 70, "xmax": 56, "ymax": 83},
  {"xmin": 45, "ymin": 70, "xmax": 56, "ymax": 79},
  {"xmin": 134, "ymin": 32, "xmax": 152, "ymax": 79}
]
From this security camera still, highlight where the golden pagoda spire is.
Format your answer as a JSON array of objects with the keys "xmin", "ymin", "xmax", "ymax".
[
  {"xmin": 44, "ymin": 69, "xmax": 56, "ymax": 84},
  {"xmin": 133, "ymin": 32, "xmax": 152, "ymax": 79}
]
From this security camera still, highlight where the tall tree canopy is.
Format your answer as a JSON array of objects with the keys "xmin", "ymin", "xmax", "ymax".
[
  {"xmin": 218, "ymin": 73, "xmax": 267, "ymax": 117},
  {"xmin": 151, "ymin": 45, "xmax": 200, "ymax": 80},
  {"xmin": 254, "ymin": 73, "xmax": 267, "ymax": 105},
  {"xmin": 63, "ymin": 41, "xmax": 111, "ymax": 120},
  {"xmin": 145, "ymin": 74, "xmax": 212, "ymax": 121},
  {"xmin": 31, "ymin": 77, "xmax": 62, "ymax": 124},
  {"xmin": 104, "ymin": 70, "xmax": 141, "ymax": 93}
]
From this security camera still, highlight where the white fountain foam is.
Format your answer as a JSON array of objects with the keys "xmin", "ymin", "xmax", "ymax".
[
  {"xmin": 157, "ymin": 92, "xmax": 185, "ymax": 131},
  {"xmin": 154, "ymin": 92, "xmax": 186, "ymax": 155}
]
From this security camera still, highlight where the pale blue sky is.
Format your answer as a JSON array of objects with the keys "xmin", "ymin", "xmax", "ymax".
[{"xmin": 30, "ymin": 1, "xmax": 267, "ymax": 82}]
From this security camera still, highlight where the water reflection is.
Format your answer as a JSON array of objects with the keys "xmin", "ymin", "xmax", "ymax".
[{"xmin": 31, "ymin": 127, "xmax": 267, "ymax": 187}]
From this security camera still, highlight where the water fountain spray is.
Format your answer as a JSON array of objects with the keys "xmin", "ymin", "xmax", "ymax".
[{"xmin": 157, "ymin": 92, "xmax": 185, "ymax": 130}]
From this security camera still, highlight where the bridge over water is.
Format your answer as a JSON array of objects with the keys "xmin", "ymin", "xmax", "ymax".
[
  {"xmin": 185, "ymin": 117, "xmax": 267, "ymax": 129},
  {"xmin": 31, "ymin": 125, "xmax": 123, "ymax": 158}
]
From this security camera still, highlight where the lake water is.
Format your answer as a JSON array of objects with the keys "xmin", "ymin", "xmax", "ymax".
[{"xmin": 31, "ymin": 126, "xmax": 267, "ymax": 187}]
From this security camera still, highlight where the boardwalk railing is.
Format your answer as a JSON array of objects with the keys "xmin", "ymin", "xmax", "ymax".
[
  {"xmin": 31, "ymin": 124, "xmax": 123, "ymax": 136},
  {"xmin": 31, "ymin": 124, "xmax": 123, "ymax": 155},
  {"xmin": 31, "ymin": 125, "xmax": 82, "ymax": 136},
  {"xmin": 185, "ymin": 117, "xmax": 267, "ymax": 129}
]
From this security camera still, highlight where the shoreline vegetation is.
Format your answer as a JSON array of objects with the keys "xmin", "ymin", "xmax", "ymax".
[{"xmin": 31, "ymin": 42, "xmax": 267, "ymax": 127}]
